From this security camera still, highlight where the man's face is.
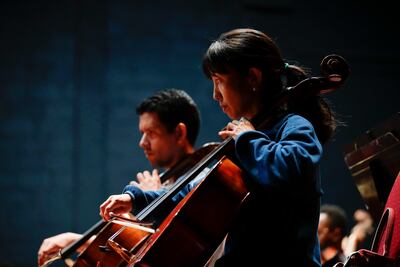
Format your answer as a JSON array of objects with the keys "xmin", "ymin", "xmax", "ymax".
[
  {"xmin": 138, "ymin": 112, "xmax": 181, "ymax": 169},
  {"xmin": 318, "ymin": 212, "xmax": 331, "ymax": 248}
]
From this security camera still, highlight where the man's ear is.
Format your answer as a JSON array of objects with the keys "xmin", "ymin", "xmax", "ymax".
[
  {"xmin": 248, "ymin": 67, "xmax": 263, "ymax": 89},
  {"xmin": 175, "ymin": 122, "xmax": 188, "ymax": 143}
]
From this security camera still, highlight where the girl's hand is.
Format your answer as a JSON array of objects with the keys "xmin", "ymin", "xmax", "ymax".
[{"xmin": 218, "ymin": 118, "xmax": 255, "ymax": 140}]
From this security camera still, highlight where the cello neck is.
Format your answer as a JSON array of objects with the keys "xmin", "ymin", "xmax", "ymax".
[
  {"xmin": 60, "ymin": 219, "xmax": 107, "ymax": 259},
  {"xmin": 135, "ymin": 138, "xmax": 233, "ymax": 224}
]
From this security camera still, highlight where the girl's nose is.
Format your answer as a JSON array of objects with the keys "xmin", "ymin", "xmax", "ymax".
[{"xmin": 213, "ymin": 82, "xmax": 221, "ymax": 101}]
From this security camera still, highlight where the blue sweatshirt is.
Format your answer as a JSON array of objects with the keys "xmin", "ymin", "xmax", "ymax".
[{"xmin": 215, "ymin": 113, "xmax": 323, "ymax": 267}]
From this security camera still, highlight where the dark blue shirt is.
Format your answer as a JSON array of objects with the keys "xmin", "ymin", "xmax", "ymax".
[{"xmin": 215, "ymin": 113, "xmax": 323, "ymax": 267}]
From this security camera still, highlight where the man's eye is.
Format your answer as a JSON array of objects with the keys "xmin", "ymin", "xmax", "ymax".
[{"xmin": 147, "ymin": 131, "xmax": 156, "ymax": 138}]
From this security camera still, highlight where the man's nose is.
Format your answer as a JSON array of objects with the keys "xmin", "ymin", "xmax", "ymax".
[{"xmin": 139, "ymin": 134, "xmax": 148, "ymax": 148}]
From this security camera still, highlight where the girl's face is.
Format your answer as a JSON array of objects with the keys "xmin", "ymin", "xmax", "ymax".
[{"xmin": 211, "ymin": 71, "xmax": 262, "ymax": 120}]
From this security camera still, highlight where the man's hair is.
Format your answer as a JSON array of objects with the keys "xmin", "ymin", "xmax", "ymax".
[
  {"xmin": 321, "ymin": 204, "xmax": 348, "ymax": 236},
  {"xmin": 136, "ymin": 89, "xmax": 200, "ymax": 146}
]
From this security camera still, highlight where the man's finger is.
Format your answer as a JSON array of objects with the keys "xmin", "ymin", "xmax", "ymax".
[
  {"xmin": 143, "ymin": 170, "xmax": 151, "ymax": 178},
  {"xmin": 136, "ymin": 172, "xmax": 144, "ymax": 182}
]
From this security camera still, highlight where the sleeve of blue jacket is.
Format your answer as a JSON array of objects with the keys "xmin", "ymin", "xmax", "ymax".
[
  {"xmin": 123, "ymin": 185, "xmax": 167, "ymax": 215},
  {"xmin": 234, "ymin": 114, "xmax": 323, "ymax": 189},
  {"xmin": 122, "ymin": 167, "xmax": 210, "ymax": 215}
]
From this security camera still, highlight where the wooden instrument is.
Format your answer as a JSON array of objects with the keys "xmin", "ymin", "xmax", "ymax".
[{"xmin": 41, "ymin": 142, "xmax": 219, "ymax": 267}]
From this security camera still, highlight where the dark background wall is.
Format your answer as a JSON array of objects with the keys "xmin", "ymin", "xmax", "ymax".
[{"xmin": 0, "ymin": 1, "xmax": 398, "ymax": 266}]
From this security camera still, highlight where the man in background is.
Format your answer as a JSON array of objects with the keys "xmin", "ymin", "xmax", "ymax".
[{"xmin": 38, "ymin": 88, "xmax": 201, "ymax": 266}]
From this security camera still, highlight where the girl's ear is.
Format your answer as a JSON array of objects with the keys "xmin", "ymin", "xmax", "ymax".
[{"xmin": 248, "ymin": 67, "xmax": 263, "ymax": 89}]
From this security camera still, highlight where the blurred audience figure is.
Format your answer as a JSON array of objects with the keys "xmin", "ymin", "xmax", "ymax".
[
  {"xmin": 341, "ymin": 208, "xmax": 374, "ymax": 257},
  {"xmin": 318, "ymin": 204, "xmax": 348, "ymax": 267},
  {"xmin": 318, "ymin": 204, "xmax": 374, "ymax": 267}
]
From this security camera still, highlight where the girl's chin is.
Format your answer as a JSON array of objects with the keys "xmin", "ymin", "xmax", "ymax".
[
  {"xmin": 222, "ymin": 110, "xmax": 235, "ymax": 119},
  {"xmin": 225, "ymin": 113, "xmax": 239, "ymax": 120}
]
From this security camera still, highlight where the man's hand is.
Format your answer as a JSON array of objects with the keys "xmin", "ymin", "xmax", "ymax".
[
  {"xmin": 130, "ymin": 169, "xmax": 162, "ymax": 191},
  {"xmin": 38, "ymin": 232, "xmax": 82, "ymax": 266}
]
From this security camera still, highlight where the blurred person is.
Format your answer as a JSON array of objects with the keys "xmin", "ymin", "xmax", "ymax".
[
  {"xmin": 318, "ymin": 205, "xmax": 374, "ymax": 267},
  {"xmin": 318, "ymin": 204, "xmax": 348, "ymax": 267},
  {"xmin": 341, "ymin": 208, "xmax": 374, "ymax": 257}
]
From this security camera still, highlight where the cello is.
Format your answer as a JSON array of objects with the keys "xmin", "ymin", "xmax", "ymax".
[
  {"xmin": 41, "ymin": 142, "xmax": 219, "ymax": 267},
  {"xmin": 46, "ymin": 54, "xmax": 350, "ymax": 267}
]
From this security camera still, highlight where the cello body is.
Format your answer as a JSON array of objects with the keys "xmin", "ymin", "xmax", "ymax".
[
  {"xmin": 127, "ymin": 156, "xmax": 249, "ymax": 267},
  {"xmin": 66, "ymin": 142, "xmax": 225, "ymax": 267},
  {"xmin": 73, "ymin": 221, "xmax": 152, "ymax": 267},
  {"xmin": 71, "ymin": 155, "xmax": 248, "ymax": 267}
]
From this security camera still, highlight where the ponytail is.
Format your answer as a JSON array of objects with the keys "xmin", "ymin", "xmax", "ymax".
[{"xmin": 284, "ymin": 64, "xmax": 342, "ymax": 144}]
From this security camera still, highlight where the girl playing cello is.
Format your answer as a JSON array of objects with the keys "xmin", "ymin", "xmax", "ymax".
[{"xmin": 200, "ymin": 28, "xmax": 342, "ymax": 267}]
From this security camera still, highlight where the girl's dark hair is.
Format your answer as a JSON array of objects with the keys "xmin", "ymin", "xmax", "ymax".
[
  {"xmin": 202, "ymin": 28, "xmax": 341, "ymax": 144},
  {"xmin": 136, "ymin": 89, "xmax": 200, "ymax": 146}
]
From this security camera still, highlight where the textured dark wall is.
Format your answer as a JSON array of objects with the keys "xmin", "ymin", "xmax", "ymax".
[{"xmin": 0, "ymin": 1, "xmax": 398, "ymax": 266}]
